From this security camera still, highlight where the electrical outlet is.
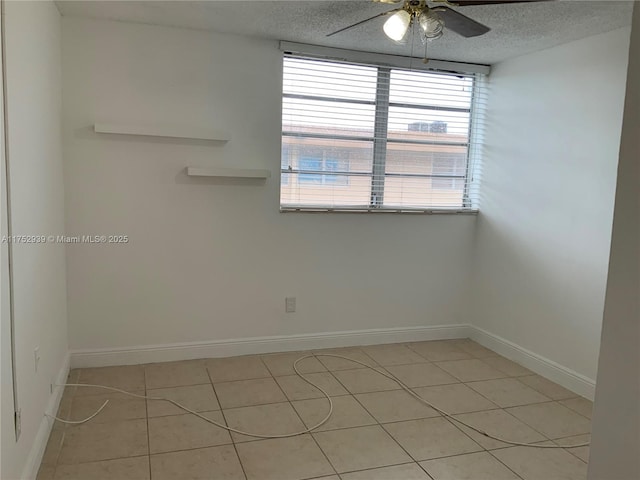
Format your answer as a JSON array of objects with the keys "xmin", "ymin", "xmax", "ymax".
[
  {"xmin": 34, "ymin": 346, "xmax": 40, "ymax": 373},
  {"xmin": 285, "ymin": 297, "xmax": 296, "ymax": 313}
]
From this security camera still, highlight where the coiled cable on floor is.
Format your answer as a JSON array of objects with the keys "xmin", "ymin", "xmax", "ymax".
[{"xmin": 50, "ymin": 353, "xmax": 589, "ymax": 448}]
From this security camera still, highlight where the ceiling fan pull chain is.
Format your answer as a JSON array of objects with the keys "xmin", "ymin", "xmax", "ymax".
[{"xmin": 423, "ymin": 39, "xmax": 430, "ymax": 64}]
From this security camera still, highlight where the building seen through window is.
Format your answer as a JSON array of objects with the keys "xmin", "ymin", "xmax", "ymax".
[{"xmin": 281, "ymin": 56, "xmax": 480, "ymax": 211}]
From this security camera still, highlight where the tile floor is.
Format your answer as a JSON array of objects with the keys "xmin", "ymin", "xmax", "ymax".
[{"xmin": 38, "ymin": 339, "xmax": 592, "ymax": 480}]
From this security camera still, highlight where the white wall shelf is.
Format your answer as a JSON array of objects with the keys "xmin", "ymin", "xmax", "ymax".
[
  {"xmin": 94, "ymin": 123, "xmax": 230, "ymax": 142},
  {"xmin": 186, "ymin": 167, "xmax": 271, "ymax": 179}
]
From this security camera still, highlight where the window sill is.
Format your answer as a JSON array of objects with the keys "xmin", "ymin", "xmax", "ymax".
[{"xmin": 280, "ymin": 207, "xmax": 479, "ymax": 215}]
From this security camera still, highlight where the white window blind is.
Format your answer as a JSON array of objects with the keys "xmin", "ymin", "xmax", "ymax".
[{"xmin": 280, "ymin": 54, "xmax": 486, "ymax": 213}]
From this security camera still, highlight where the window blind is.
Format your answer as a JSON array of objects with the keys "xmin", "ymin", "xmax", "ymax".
[{"xmin": 280, "ymin": 54, "xmax": 486, "ymax": 213}]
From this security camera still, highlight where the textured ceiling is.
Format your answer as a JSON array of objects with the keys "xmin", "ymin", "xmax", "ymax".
[{"xmin": 56, "ymin": 1, "xmax": 634, "ymax": 64}]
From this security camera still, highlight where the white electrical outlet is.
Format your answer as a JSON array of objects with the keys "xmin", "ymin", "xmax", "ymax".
[
  {"xmin": 285, "ymin": 297, "xmax": 296, "ymax": 313},
  {"xmin": 34, "ymin": 346, "xmax": 41, "ymax": 373}
]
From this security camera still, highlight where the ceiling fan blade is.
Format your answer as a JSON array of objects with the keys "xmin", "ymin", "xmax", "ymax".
[
  {"xmin": 327, "ymin": 9, "xmax": 401, "ymax": 37},
  {"xmin": 372, "ymin": 0, "xmax": 403, "ymax": 3},
  {"xmin": 448, "ymin": 0, "xmax": 553, "ymax": 6},
  {"xmin": 437, "ymin": 6, "xmax": 491, "ymax": 37}
]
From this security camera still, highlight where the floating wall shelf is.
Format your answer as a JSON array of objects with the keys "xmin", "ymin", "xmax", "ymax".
[
  {"xmin": 186, "ymin": 167, "xmax": 271, "ymax": 179},
  {"xmin": 94, "ymin": 123, "xmax": 230, "ymax": 142}
]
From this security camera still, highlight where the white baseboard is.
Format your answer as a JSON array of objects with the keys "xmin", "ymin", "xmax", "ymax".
[
  {"xmin": 70, "ymin": 324, "xmax": 472, "ymax": 368},
  {"xmin": 69, "ymin": 324, "xmax": 595, "ymax": 400},
  {"xmin": 469, "ymin": 326, "xmax": 596, "ymax": 400},
  {"xmin": 21, "ymin": 353, "xmax": 70, "ymax": 480}
]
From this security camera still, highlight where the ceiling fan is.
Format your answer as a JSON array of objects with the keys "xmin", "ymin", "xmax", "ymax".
[{"xmin": 327, "ymin": 0, "xmax": 552, "ymax": 45}]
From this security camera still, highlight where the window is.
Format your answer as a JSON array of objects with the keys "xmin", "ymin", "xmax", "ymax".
[
  {"xmin": 297, "ymin": 148, "xmax": 349, "ymax": 185},
  {"xmin": 280, "ymin": 55, "xmax": 484, "ymax": 212}
]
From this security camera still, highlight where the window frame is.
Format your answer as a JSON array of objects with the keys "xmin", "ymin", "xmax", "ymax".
[{"xmin": 280, "ymin": 52, "xmax": 484, "ymax": 214}]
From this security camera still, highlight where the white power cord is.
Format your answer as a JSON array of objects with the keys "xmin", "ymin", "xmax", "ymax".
[
  {"xmin": 49, "ymin": 353, "xmax": 589, "ymax": 448},
  {"xmin": 46, "ymin": 400, "xmax": 110, "ymax": 424}
]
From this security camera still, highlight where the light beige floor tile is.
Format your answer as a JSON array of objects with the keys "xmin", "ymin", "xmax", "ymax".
[
  {"xmin": 36, "ymin": 464, "xmax": 55, "ymax": 480},
  {"xmin": 236, "ymin": 434, "xmax": 335, "ymax": 480},
  {"xmin": 385, "ymin": 363, "xmax": 458, "ymax": 388},
  {"xmin": 383, "ymin": 417, "xmax": 482, "ymax": 461},
  {"xmin": 292, "ymin": 395, "xmax": 376, "ymax": 432},
  {"xmin": 407, "ymin": 341, "xmax": 472, "ymax": 362},
  {"xmin": 59, "ymin": 374, "xmax": 79, "ymax": 404},
  {"xmin": 492, "ymin": 446, "xmax": 588, "ymax": 480},
  {"xmin": 331, "ymin": 368, "xmax": 401, "ymax": 394},
  {"xmin": 206, "ymin": 355, "xmax": 271, "ymax": 383},
  {"xmin": 53, "ymin": 456, "xmax": 149, "ymax": 480},
  {"xmin": 148, "ymin": 410, "xmax": 231, "ymax": 454},
  {"xmin": 75, "ymin": 366, "xmax": 145, "ymax": 396},
  {"xmin": 55, "ymin": 389, "xmax": 74, "ymax": 424},
  {"xmin": 517, "ymin": 374, "xmax": 577, "ymax": 400},
  {"xmin": 412, "ymin": 383, "xmax": 499, "ymax": 414},
  {"xmin": 555, "ymin": 434, "xmax": 591, "ymax": 463},
  {"xmin": 224, "ymin": 402, "xmax": 306, "ymax": 442},
  {"xmin": 68, "ymin": 392, "xmax": 146, "ymax": 423},
  {"xmin": 261, "ymin": 352, "xmax": 327, "ymax": 376},
  {"xmin": 67, "ymin": 369, "xmax": 80, "ymax": 383},
  {"xmin": 314, "ymin": 348, "xmax": 377, "ymax": 371},
  {"xmin": 340, "ymin": 463, "xmax": 431, "ymax": 480},
  {"xmin": 449, "ymin": 339, "xmax": 499, "ymax": 358},
  {"xmin": 58, "ymin": 419, "xmax": 148, "ymax": 464},
  {"xmin": 355, "ymin": 390, "xmax": 440, "ymax": 423},
  {"xmin": 275, "ymin": 372, "xmax": 348, "ymax": 401},
  {"xmin": 150, "ymin": 445, "xmax": 244, "ymax": 480},
  {"xmin": 361, "ymin": 344, "xmax": 428, "ymax": 366},
  {"xmin": 480, "ymin": 356, "xmax": 533, "ymax": 377},
  {"xmin": 560, "ymin": 397, "xmax": 593, "ymax": 419},
  {"xmin": 313, "ymin": 425, "xmax": 412, "ymax": 473},
  {"xmin": 466, "ymin": 378, "xmax": 551, "ymax": 408},
  {"xmin": 41, "ymin": 428, "xmax": 65, "ymax": 465},
  {"xmin": 214, "ymin": 377, "xmax": 287, "ymax": 409},
  {"xmin": 145, "ymin": 360, "xmax": 209, "ymax": 389},
  {"xmin": 452, "ymin": 409, "xmax": 547, "ymax": 449},
  {"xmin": 436, "ymin": 359, "xmax": 507, "ymax": 382},
  {"xmin": 421, "ymin": 451, "xmax": 519, "ymax": 480},
  {"xmin": 507, "ymin": 402, "xmax": 591, "ymax": 439},
  {"xmin": 147, "ymin": 384, "xmax": 219, "ymax": 417}
]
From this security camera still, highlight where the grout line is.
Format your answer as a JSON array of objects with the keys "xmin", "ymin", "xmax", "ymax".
[
  {"xmin": 55, "ymin": 454, "xmax": 151, "ymax": 468},
  {"xmin": 452, "ymin": 407, "xmax": 551, "ymax": 448},
  {"xmin": 337, "ymin": 460, "xmax": 426, "ymax": 477},
  {"xmin": 206, "ymin": 367, "xmax": 249, "ymax": 480},
  {"xmin": 502, "ymin": 400, "xmax": 592, "ymax": 440},
  {"xmin": 452, "ymin": 379, "xmax": 588, "ymax": 444},
  {"xmin": 416, "ymin": 463, "xmax": 437, "ymax": 480},
  {"xmin": 143, "ymin": 370, "xmax": 152, "ymax": 480},
  {"xmin": 346, "ymin": 392, "xmax": 424, "ymax": 468},
  {"xmin": 145, "ymin": 444, "xmax": 237, "ymax": 459},
  {"xmin": 305, "ymin": 351, "xmax": 420, "ymax": 474},
  {"xmin": 404, "ymin": 342, "xmax": 476, "ymax": 363},
  {"xmin": 324, "ymin": 358, "xmax": 476, "ymax": 470},
  {"xmin": 485, "ymin": 449, "xmax": 528, "ymax": 480},
  {"xmin": 288, "ymin": 397, "xmax": 340, "ymax": 477},
  {"xmin": 65, "ymin": 342, "xmax": 588, "ymax": 479}
]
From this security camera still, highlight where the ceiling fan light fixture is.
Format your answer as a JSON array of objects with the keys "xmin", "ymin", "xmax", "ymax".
[
  {"xmin": 418, "ymin": 10, "xmax": 444, "ymax": 42},
  {"xmin": 383, "ymin": 10, "xmax": 411, "ymax": 42}
]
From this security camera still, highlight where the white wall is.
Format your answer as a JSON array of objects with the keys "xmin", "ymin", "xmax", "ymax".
[
  {"xmin": 62, "ymin": 18, "xmax": 476, "ymax": 353},
  {"xmin": 588, "ymin": 4, "xmax": 640, "ymax": 478},
  {"xmin": 471, "ymin": 27, "xmax": 631, "ymax": 384},
  {"xmin": 1, "ymin": 1, "xmax": 68, "ymax": 479}
]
